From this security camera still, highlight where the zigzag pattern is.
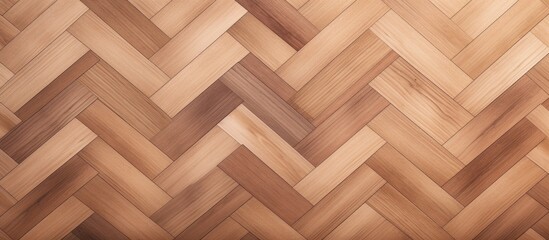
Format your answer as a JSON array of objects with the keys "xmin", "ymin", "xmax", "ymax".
[{"xmin": 0, "ymin": 0, "xmax": 548, "ymax": 239}]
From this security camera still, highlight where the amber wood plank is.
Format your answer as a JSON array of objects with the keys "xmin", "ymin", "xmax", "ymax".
[
  {"xmin": 370, "ymin": 58, "xmax": 473, "ymax": 143},
  {"xmin": 453, "ymin": 0, "xmax": 549, "ymax": 79},
  {"xmin": 176, "ymin": 186, "xmax": 251, "ymax": 240},
  {"xmin": 80, "ymin": 0, "xmax": 168, "ymax": 58},
  {"xmin": 78, "ymin": 138, "xmax": 171, "ymax": 216},
  {"xmin": 150, "ymin": 0, "xmax": 246, "ymax": 77},
  {"xmin": 528, "ymin": 139, "xmax": 549, "ymax": 173},
  {"xmin": 367, "ymin": 144, "xmax": 463, "ymax": 225},
  {"xmin": 203, "ymin": 218, "xmax": 248, "ymax": 240},
  {"xmin": 444, "ymin": 159, "xmax": 547, "ymax": 240},
  {"xmin": 79, "ymin": 61, "xmax": 171, "ymax": 139},
  {"xmin": 0, "ymin": 32, "xmax": 88, "ymax": 112},
  {"xmin": 219, "ymin": 146, "xmax": 312, "ymax": 224},
  {"xmin": 533, "ymin": 16, "xmax": 549, "ymax": 46},
  {"xmin": 0, "ymin": 103, "xmax": 19, "ymax": 138},
  {"xmin": 72, "ymin": 214, "xmax": 128, "ymax": 240},
  {"xmin": 77, "ymin": 101, "xmax": 172, "ymax": 179},
  {"xmin": 520, "ymin": 229, "xmax": 546, "ymax": 240},
  {"xmin": 151, "ymin": 168, "xmax": 237, "ymax": 236},
  {"xmin": 295, "ymin": 86, "xmax": 388, "ymax": 166},
  {"xmin": 20, "ymin": 197, "xmax": 92, "ymax": 240},
  {"xmin": 0, "ymin": 156, "xmax": 96, "ymax": 240},
  {"xmin": 0, "ymin": 16, "xmax": 18, "ymax": 49},
  {"xmin": 452, "ymin": 0, "xmax": 517, "ymax": 38},
  {"xmin": 0, "ymin": 0, "xmax": 86, "ymax": 73},
  {"xmin": 127, "ymin": 0, "xmax": 170, "ymax": 18},
  {"xmin": 528, "ymin": 56, "xmax": 549, "ymax": 94},
  {"xmin": 151, "ymin": 34, "xmax": 248, "ymax": 117},
  {"xmin": 232, "ymin": 198, "xmax": 305, "ymax": 240},
  {"xmin": 529, "ymin": 176, "xmax": 549, "ymax": 208},
  {"xmin": 371, "ymin": 11, "xmax": 472, "ymax": 97},
  {"xmin": 0, "ymin": 82, "xmax": 96, "ymax": 163},
  {"xmin": 276, "ymin": 0, "xmax": 389, "ymax": 90},
  {"xmin": 293, "ymin": 165, "xmax": 385, "ymax": 240},
  {"xmin": 528, "ymin": 105, "xmax": 549, "ymax": 138},
  {"xmin": 446, "ymin": 76, "xmax": 549, "ymax": 164},
  {"xmin": 68, "ymin": 11, "xmax": 168, "ymax": 96},
  {"xmin": 228, "ymin": 13, "xmax": 296, "ymax": 70},
  {"xmin": 152, "ymin": 81, "xmax": 242, "ymax": 160},
  {"xmin": 324, "ymin": 204, "xmax": 389, "ymax": 240},
  {"xmin": 368, "ymin": 106, "xmax": 463, "ymax": 185},
  {"xmin": 75, "ymin": 177, "xmax": 172, "ymax": 240},
  {"xmin": 429, "ymin": 0, "xmax": 470, "ymax": 17},
  {"xmin": 151, "ymin": 0, "xmax": 215, "ymax": 37},
  {"xmin": 3, "ymin": 0, "xmax": 55, "ymax": 30},
  {"xmin": 238, "ymin": 54, "xmax": 296, "ymax": 101},
  {"xmin": 444, "ymin": 119, "xmax": 545, "ymax": 205},
  {"xmin": 291, "ymin": 30, "xmax": 392, "ymax": 120},
  {"xmin": 236, "ymin": 0, "xmax": 318, "ymax": 50},
  {"xmin": 219, "ymin": 105, "xmax": 313, "ymax": 185},
  {"xmin": 295, "ymin": 126, "xmax": 384, "ymax": 204},
  {"xmin": 298, "ymin": 0, "xmax": 356, "ymax": 29},
  {"xmin": 221, "ymin": 64, "xmax": 313, "ymax": 146},
  {"xmin": 15, "ymin": 51, "xmax": 99, "ymax": 121}
]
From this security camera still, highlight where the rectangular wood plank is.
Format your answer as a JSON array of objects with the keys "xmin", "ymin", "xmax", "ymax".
[
  {"xmin": 324, "ymin": 204, "xmax": 387, "ymax": 240},
  {"xmin": 202, "ymin": 218, "xmax": 248, "ymax": 240},
  {"xmin": 0, "ymin": 16, "xmax": 18, "ymax": 49},
  {"xmin": 452, "ymin": 0, "xmax": 517, "ymax": 38},
  {"xmin": 3, "ymin": 0, "xmax": 55, "ymax": 30},
  {"xmin": 428, "ymin": 0, "xmax": 470, "ymax": 17},
  {"xmin": 298, "ymin": 0, "xmax": 356, "ymax": 29},
  {"xmin": 72, "ymin": 214, "xmax": 128, "ymax": 240},
  {"xmin": 151, "ymin": 0, "xmax": 215, "ymax": 37},
  {"xmin": 533, "ymin": 15, "xmax": 549, "ymax": 46},
  {"xmin": 0, "ymin": 103, "xmax": 19, "ymax": 139},
  {"xmin": 528, "ymin": 139, "xmax": 549, "ymax": 173},
  {"xmin": 237, "ymin": 54, "xmax": 296, "ymax": 101},
  {"xmin": 528, "ymin": 176, "xmax": 549, "ymax": 208},
  {"xmin": 528, "ymin": 55, "xmax": 549, "ymax": 95},
  {"xmin": 127, "ymin": 0, "xmax": 170, "ymax": 18}
]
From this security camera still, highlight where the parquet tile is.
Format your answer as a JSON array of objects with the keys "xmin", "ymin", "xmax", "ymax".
[{"xmin": 0, "ymin": 0, "xmax": 548, "ymax": 239}]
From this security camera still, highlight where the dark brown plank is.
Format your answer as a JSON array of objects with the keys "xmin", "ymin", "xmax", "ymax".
[
  {"xmin": 176, "ymin": 186, "xmax": 251, "ymax": 240},
  {"xmin": 443, "ymin": 119, "xmax": 545, "ymax": 205},
  {"xmin": 0, "ymin": 81, "xmax": 97, "ymax": 163},
  {"xmin": 238, "ymin": 54, "xmax": 296, "ymax": 101},
  {"xmin": 15, "ymin": 51, "xmax": 99, "ymax": 121},
  {"xmin": 221, "ymin": 64, "xmax": 313, "ymax": 146},
  {"xmin": 79, "ymin": 61, "xmax": 171, "ymax": 139},
  {"xmin": 152, "ymin": 81, "xmax": 242, "ymax": 160},
  {"xmin": 236, "ymin": 0, "xmax": 318, "ymax": 50},
  {"xmin": 295, "ymin": 85, "xmax": 389, "ymax": 166},
  {"xmin": 528, "ymin": 176, "xmax": 549, "ymax": 208},
  {"xmin": 219, "ymin": 146, "xmax": 312, "ymax": 224},
  {"xmin": 72, "ymin": 213, "xmax": 129, "ymax": 240},
  {"xmin": 0, "ymin": 156, "xmax": 97, "ymax": 240},
  {"xmin": 80, "ymin": 0, "xmax": 169, "ymax": 58}
]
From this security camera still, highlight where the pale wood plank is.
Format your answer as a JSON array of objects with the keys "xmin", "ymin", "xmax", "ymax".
[
  {"xmin": 151, "ymin": 0, "xmax": 215, "ymax": 37},
  {"xmin": 203, "ymin": 218, "xmax": 248, "ymax": 240},
  {"xmin": 299, "ymin": 0, "xmax": 356, "ymax": 29},
  {"xmin": 528, "ymin": 56, "xmax": 549, "ymax": 95},
  {"xmin": 528, "ymin": 139, "xmax": 549, "ymax": 173},
  {"xmin": 528, "ymin": 105, "xmax": 549, "ymax": 138},
  {"xmin": 429, "ymin": 0, "xmax": 470, "ymax": 17},
  {"xmin": 4, "ymin": 0, "xmax": 56, "ymax": 30},
  {"xmin": 452, "ymin": 0, "xmax": 518, "ymax": 38},
  {"xmin": 533, "ymin": 16, "xmax": 549, "ymax": 46},
  {"xmin": 127, "ymin": 0, "xmax": 170, "ymax": 18}
]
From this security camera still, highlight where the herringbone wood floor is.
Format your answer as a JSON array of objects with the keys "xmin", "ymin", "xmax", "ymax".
[{"xmin": 0, "ymin": 0, "xmax": 547, "ymax": 239}]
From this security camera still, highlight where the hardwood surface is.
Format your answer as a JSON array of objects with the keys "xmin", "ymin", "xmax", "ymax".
[{"xmin": 0, "ymin": 0, "xmax": 547, "ymax": 239}]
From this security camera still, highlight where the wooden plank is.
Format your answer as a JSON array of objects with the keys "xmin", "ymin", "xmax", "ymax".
[
  {"xmin": 528, "ymin": 139, "xmax": 549, "ymax": 173},
  {"xmin": 0, "ymin": 0, "xmax": 86, "ymax": 73},
  {"xmin": 363, "ymin": 221, "xmax": 411, "ymax": 240},
  {"xmin": 383, "ymin": 0, "xmax": 471, "ymax": 58},
  {"xmin": 77, "ymin": 101, "xmax": 172, "ymax": 179},
  {"xmin": 453, "ymin": 0, "xmax": 549, "ymax": 79},
  {"xmin": 533, "ymin": 215, "xmax": 549, "ymax": 238},
  {"xmin": 0, "ymin": 150, "xmax": 16, "ymax": 179},
  {"xmin": 0, "ymin": 186, "xmax": 14, "ymax": 216},
  {"xmin": 176, "ymin": 186, "xmax": 251, "ymax": 240},
  {"xmin": 370, "ymin": 58, "xmax": 473, "ymax": 143},
  {"xmin": 152, "ymin": 81, "xmax": 242, "ymax": 160},
  {"xmin": 221, "ymin": 64, "xmax": 313, "ymax": 146},
  {"xmin": 371, "ymin": 11, "xmax": 472, "ymax": 97},
  {"xmin": 80, "ymin": 0, "xmax": 169, "ymax": 58},
  {"xmin": 228, "ymin": 13, "xmax": 296, "ymax": 70},
  {"xmin": 68, "ymin": 11, "xmax": 168, "ymax": 96},
  {"xmin": 367, "ymin": 144, "xmax": 463, "ymax": 225},
  {"xmin": 324, "ymin": 204, "xmax": 386, "ymax": 240},
  {"xmin": 238, "ymin": 54, "xmax": 296, "ymax": 101},
  {"xmin": 528, "ymin": 56, "xmax": 549, "ymax": 95},
  {"xmin": 203, "ymin": 218, "xmax": 248, "ymax": 240},
  {"xmin": 295, "ymin": 126, "xmax": 384, "ymax": 204},
  {"xmin": 15, "ymin": 51, "xmax": 99, "ymax": 121},
  {"xmin": 127, "ymin": 0, "xmax": 170, "ymax": 18},
  {"xmin": 0, "ymin": 16, "xmax": 18, "ymax": 49},
  {"xmin": 295, "ymin": 86, "xmax": 389, "ymax": 166},
  {"xmin": 0, "ymin": 0, "xmax": 15, "ymax": 15},
  {"xmin": 219, "ymin": 146, "xmax": 312, "ymax": 224},
  {"xmin": 276, "ymin": 0, "xmax": 389, "ymax": 90},
  {"xmin": 72, "ymin": 214, "xmax": 128, "ymax": 240},
  {"xmin": 446, "ymin": 76, "xmax": 549, "ymax": 164},
  {"xmin": 291, "ymin": 30, "xmax": 392, "ymax": 120},
  {"xmin": 154, "ymin": 126, "xmax": 239, "ymax": 196},
  {"xmin": 151, "ymin": 168, "xmax": 237, "ymax": 236},
  {"xmin": 519, "ymin": 229, "xmax": 546, "ymax": 240},
  {"xmin": 0, "ymin": 119, "xmax": 95, "ymax": 199},
  {"xmin": 368, "ymin": 106, "xmax": 463, "ymax": 185},
  {"xmin": 75, "ymin": 177, "xmax": 172, "ymax": 240},
  {"xmin": 444, "ymin": 119, "xmax": 545, "ymax": 205},
  {"xmin": 452, "ymin": 0, "xmax": 518, "ymax": 38},
  {"xmin": 78, "ymin": 138, "xmax": 171, "ymax": 216},
  {"xmin": 0, "ymin": 156, "xmax": 96, "ymax": 240},
  {"xmin": 20, "ymin": 197, "xmax": 92, "ymax": 240},
  {"xmin": 0, "ymin": 81, "xmax": 96, "ymax": 163},
  {"xmin": 293, "ymin": 165, "xmax": 385, "ymax": 240},
  {"xmin": 532, "ymin": 16, "xmax": 549, "ymax": 46},
  {"xmin": 0, "ymin": 103, "xmax": 19, "ymax": 138},
  {"xmin": 429, "ymin": 0, "xmax": 470, "ymax": 17},
  {"xmin": 219, "ymin": 105, "xmax": 313, "ymax": 185},
  {"xmin": 0, "ymin": 63, "xmax": 11, "ymax": 86},
  {"xmin": 528, "ymin": 105, "xmax": 549, "ymax": 137},
  {"xmin": 151, "ymin": 33, "xmax": 248, "ymax": 116},
  {"xmin": 368, "ymin": 184, "xmax": 454, "ymax": 240},
  {"xmin": 3, "ymin": 0, "xmax": 55, "ymax": 30},
  {"xmin": 444, "ymin": 159, "xmax": 547, "ymax": 240},
  {"xmin": 150, "ymin": 0, "xmax": 246, "ymax": 77},
  {"xmin": 298, "ymin": 0, "xmax": 356, "ymax": 29},
  {"xmin": 0, "ymin": 32, "xmax": 88, "ymax": 112},
  {"xmin": 529, "ymin": 176, "xmax": 549, "ymax": 208},
  {"xmin": 236, "ymin": 0, "xmax": 318, "ymax": 50},
  {"xmin": 79, "ymin": 61, "xmax": 171, "ymax": 139},
  {"xmin": 151, "ymin": 0, "xmax": 215, "ymax": 37}
]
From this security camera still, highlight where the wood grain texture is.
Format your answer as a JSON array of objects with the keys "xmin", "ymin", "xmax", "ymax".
[
  {"xmin": 151, "ymin": 0, "xmax": 215, "ymax": 37},
  {"xmin": 452, "ymin": 0, "xmax": 517, "ymax": 38},
  {"xmin": 528, "ymin": 139, "xmax": 549, "ymax": 173},
  {"xmin": 72, "ymin": 213, "xmax": 128, "ymax": 240},
  {"xmin": 0, "ymin": 16, "xmax": 18, "ymax": 49}
]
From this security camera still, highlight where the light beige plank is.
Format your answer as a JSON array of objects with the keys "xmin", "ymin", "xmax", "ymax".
[
  {"xmin": 152, "ymin": 0, "xmax": 216, "ymax": 37},
  {"xmin": 68, "ymin": 11, "xmax": 168, "ymax": 96},
  {"xmin": 0, "ymin": 103, "xmax": 19, "ymax": 138},
  {"xmin": 528, "ymin": 105, "xmax": 549, "ymax": 138},
  {"xmin": 219, "ymin": 105, "xmax": 313, "ymax": 186},
  {"xmin": 128, "ymin": 0, "xmax": 170, "ymax": 18},
  {"xmin": 452, "ymin": 0, "xmax": 518, "ymax": 38},
  {"xmin": 528, "ymin": 139, "xmax": 549, "ymax": 173},
  {"xmin": 533, "ymin": 16, "xmax": 549, "ymax": 46},
  {"xmin": 429, "ymin": 0, "xmax": 470, "ymax": 17},
  {"xmin": 0, "ymin": 119, "xmax": 96, "ymax": 199},
  {"xmin": 371, "ymin": 11, "xmax": 472, "ymax": 97},
  {"xmin": 152, "ymin": 33, "xmax": 248, "ymax": 117},
  {"xmin": 298, "ymin": 0, "xmax": 356, "ymax": 29}
]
